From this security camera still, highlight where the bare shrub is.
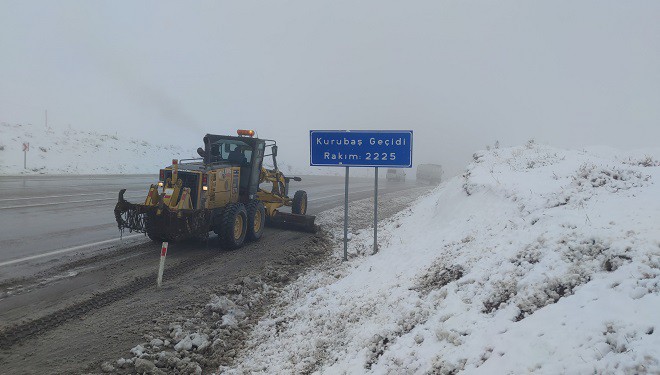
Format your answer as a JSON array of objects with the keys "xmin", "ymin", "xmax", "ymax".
[
  {"xmin": 573, "ymin": 164, "xmax": 650, "ymax": 192},
  {"xmin": 482, "ymin": 279, "xmax": 518, "ymax": 314},
  {"xmin": 622, "ymin": 155, "xmax": 660, "ymax": 167},
  {"xmin": 515, "ymin": 273, "xmax": 590, "ymax": 321},
  {"xmin": 413, "ymin": 263, "xmax": 464, "ymax": 296}
]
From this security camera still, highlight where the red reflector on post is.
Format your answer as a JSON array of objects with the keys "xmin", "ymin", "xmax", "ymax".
[
  {"xmin": 159, "ymin": 169, "xmax": 164, "ymax": 180},
  {"xmin": 202, "ymin": 173, "xmax": 208, "ymax": 185},
  {"xmin": 172, "ymin": 159, "xmax": 178, "ymax": 165},
  {"xmin": 237, "ymin": 129, "xmax": 255, "ymax": 137}
]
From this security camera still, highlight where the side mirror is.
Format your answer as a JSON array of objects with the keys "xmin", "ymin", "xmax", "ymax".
[
  {"xmin": 272, "ymin": 145, "xmax": 278, "ymax": 157},
  {"xmin": 197, "ymin": 147, "xmax": 205, "ymax": 158}
]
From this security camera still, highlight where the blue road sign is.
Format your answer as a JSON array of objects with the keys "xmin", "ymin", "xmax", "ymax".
[{"xmin": 310, "ymin": 130, "xmax": 413, "ymax": 167}]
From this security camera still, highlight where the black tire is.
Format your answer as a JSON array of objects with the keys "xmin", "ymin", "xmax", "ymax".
[
  {"xmin": 246, "ymin": 200, "xmax": 265, "ymax": 241},
  {"xmin": 216, "ymin": 203, "xmax": 248, "ymax": 249},
  {"xmin": 292, "ymin": 190, "xmax": 308, "ymax": 215},
  {"xmin": 145, "ymin": 214, "xmax": 165, "ymax": 243},
  {"xmin": 147, "ymin": 232, "xmax": 163, "ymax": 243}
]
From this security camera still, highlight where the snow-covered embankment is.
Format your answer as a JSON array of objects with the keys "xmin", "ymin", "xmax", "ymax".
[
  {"xmin": 0, "ymin": 122, "xmax": 196, "ymax": 174},
  {"xmin": 230, "ymin": 143, "xmax": 660, "ymax": 374}
]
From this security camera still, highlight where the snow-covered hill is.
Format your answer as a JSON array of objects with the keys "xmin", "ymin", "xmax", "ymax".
[
  {"xmin": 0, "ymin": 122, "xmax": 197, "ymax": 175},
  {"xmin": 231, "ymin": 143, "xmax": 660, "ymax": 374},
  {"xmin": 0, "ymin": 121, "xmax": 356, "ymax": 177}
]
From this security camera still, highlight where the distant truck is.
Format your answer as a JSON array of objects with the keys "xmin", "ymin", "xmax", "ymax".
[
  {"xmin": 416, "ymin": 164, "xmax": 443, "ymax": 184},
  {"xmin": 386, "ymin": 168, "xmax": 406, "ymax": 182}
]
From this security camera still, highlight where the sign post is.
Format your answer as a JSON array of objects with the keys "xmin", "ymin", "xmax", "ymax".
[
  {"xmin": 344, "ymin": 166, "xmax": 349, "ymax": 261},
  {"xmin": 22, "ymin": 142, "xmax": 29, "ymax": 169},
  {"xmin": 373, "ymin": 167, "xmax": 378, "ymax": 254},
  {"xmin": 310, "ymin": 130, "xmax": 413, "ymax": 260}
]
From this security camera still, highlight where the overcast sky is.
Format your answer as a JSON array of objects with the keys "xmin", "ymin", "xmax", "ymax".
[{"xmin": 1, "ymin": 1, "xmax": 659, "ymax": 175}]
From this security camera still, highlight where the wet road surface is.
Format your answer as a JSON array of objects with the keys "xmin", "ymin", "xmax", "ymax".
[{"xmin": 0, "ymin": 174, "xmax": 421, "ymax": 280}]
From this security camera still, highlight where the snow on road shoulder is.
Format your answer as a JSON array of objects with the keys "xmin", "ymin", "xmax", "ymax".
[{"xmin": 227, "ymin": 144, "xmax": 660, "ymax": 374}]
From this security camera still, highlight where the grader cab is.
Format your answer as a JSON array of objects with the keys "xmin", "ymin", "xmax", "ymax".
[{"xmin": 114, "ymin": 130, "xmax": 316, "ymax": 249}]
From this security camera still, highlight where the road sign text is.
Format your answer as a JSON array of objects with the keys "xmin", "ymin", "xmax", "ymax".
[{"xmin": 310, "ymin": 130, "xmax": 413, "ymax": 168}]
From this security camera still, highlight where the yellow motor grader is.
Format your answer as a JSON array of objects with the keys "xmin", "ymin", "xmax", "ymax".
[{"xmin": 114, "ymin": 130, "xmax": 316, "ymax": 248}]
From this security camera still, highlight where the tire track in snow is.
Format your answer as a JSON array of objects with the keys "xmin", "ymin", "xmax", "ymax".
[{"xmin": 0, "ymin": 250, "xmax": 216, "ymax": 349}]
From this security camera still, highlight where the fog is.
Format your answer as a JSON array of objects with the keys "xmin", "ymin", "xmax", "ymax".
[{"xmin": 1, "ymin": 1, "xmax": 659, "ymax": 176}]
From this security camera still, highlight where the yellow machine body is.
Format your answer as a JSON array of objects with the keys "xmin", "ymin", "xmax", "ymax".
[
  {"xmin": 114, "ymin": 132, "xmax": 316, "ymax": 246},
  {"xmin": 205, "ymin": 167, "xmax": 240, "ymax": 209},
  {"xmin": 257, "ymin": 168, "xmax": 292, "ymax": 217}
]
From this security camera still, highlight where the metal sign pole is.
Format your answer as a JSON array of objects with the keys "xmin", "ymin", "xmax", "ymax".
[
  {"xmin": 343, "ymin": 166, "xmax": 349, "ymax": 261},
  {"xmin": 373, "ymin": 167, "xmax": 378, "ymax": 254},
  {"xmin": 23, "ymin": 142, "xmax": 28, "ymax": 169}
]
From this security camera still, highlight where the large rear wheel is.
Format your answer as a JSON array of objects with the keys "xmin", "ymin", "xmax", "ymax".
[
  {"xmin": 246, "ymin": 200, "xmax": 265, "ymax": 241},
  {"xmin": 292, "ymin": 190, "xmax": 308, "ymax": 215},
  {"xmin": 217, "ymin": 203, "xmax": 247, "ymax": 249}
]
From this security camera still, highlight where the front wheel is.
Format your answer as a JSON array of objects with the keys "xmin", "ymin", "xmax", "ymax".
[
  {"xmin": 217, "ymin": 203, "xmax": 247, "ymax": 249},
  {"xmin": 145, "ymin": 214, "xmax": 165, "ymax": 243},
  {"xmin": 292, "ymin": 190, "xmax": 308, "ymax": 215},
  {"xmin": 246, "ymin": 200, "xmax": 265, "ymax": 241}
]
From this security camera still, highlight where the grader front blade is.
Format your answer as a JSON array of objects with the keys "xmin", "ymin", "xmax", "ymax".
[{"xmin": 114, "ymin": 189, "xmax": 208, "ymax": 241}]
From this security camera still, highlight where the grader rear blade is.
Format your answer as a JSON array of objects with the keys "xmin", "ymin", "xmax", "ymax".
[{"xmin": 267, "ymin": 211, "xmax": 317, "ymax": 233}]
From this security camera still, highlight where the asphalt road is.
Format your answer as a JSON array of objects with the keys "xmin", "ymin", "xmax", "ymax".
[{"xmin": 0, "ymin": 174, "xmax": 420, "ymax": 280}]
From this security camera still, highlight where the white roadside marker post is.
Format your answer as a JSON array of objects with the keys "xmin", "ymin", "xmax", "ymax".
[{"xmin": 157, "ymin": 242, "xmax": 168, "ymax": 287}]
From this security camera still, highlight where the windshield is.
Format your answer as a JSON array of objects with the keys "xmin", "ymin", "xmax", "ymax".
[{"xmin": 208, "ymin": 139, "xmax": 253, "ymax": 165}]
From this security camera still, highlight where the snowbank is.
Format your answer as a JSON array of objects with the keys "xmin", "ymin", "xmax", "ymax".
[
  {"xmin": 230, "ymin": 143, "xmax": 660, "ymax": 374},
  {"xmin": 0, "ymin": 122, "xmax": 196, "ymax": 174}
]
